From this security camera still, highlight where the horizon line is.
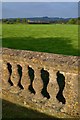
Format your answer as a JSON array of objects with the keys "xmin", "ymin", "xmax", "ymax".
[{"xmin": 1, "ymin": 16, "xmax": 78, "ymax": 19}]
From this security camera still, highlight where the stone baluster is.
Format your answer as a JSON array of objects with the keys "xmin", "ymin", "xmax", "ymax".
[
  {"xmin": 2, "ymin": 62, "xmax": 10, "ymax": 89},
  {"xmin": 17, "ymin": 63, "xmax": 31, "ymax": 98},
  {"xmin": 11, "ymin": 62, "xmax": 20, "ymax": 87},
  {"xmin": 33, "ymin": 66, "xmax": 43, "ymax": 100},
  {"xmin": 62, "ymin": 73, "xmax": 79, "ymax": 115},
  {"xmin": 47, "ymin": 68, "xmax": 59, "ymax": 104},
  {"xmin": 0, "ymin": 59, "xmax": 2, "ymax": 92},
  {"xmin": 20, "ymin": 63, "xmax": 30, "ymax": 90}
]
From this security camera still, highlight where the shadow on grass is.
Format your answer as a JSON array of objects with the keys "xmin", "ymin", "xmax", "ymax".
[
  {"xmin": 2, "ymin": 99, "xmax": 58, "ymax": 119},
  {"xmin": 2, "ymin": 37, "xmax": 79, "ymax": 56}
]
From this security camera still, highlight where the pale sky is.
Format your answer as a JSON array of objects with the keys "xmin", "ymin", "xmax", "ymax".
[
  {"xmin": 0, "ymin": 2, "xmax": 2, "ymax": 18},
  {"xmin": 1, "ymin": 0, "xmax": 79, "ymax": 2},
  {"xmin": 2, "ymin": 2, "xmax": 78, "ymax": 18}
]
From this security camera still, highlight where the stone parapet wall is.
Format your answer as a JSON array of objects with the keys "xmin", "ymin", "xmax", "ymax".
[{"xmin": 1, "ymin": 48, "xmax": 80, "ymax": 118}]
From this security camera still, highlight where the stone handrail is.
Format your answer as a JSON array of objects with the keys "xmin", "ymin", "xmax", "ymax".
[{"xmin": 1, "ymin": 48, "xmax": 80, "ymax": 118}]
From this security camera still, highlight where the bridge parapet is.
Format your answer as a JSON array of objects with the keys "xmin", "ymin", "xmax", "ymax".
[{"xmin": 1, "ymin": 48, "xmax": 80, "ymax": 118}]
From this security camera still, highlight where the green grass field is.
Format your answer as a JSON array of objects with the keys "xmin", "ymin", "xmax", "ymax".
[{"xmin": 2, "ymin": 24, "xmax": 79, "ymax": 56}]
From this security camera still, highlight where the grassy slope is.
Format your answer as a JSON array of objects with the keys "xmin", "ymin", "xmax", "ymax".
[{"xmin": 2, "ymin": 24, "xmax": 78, "ymax": 56}]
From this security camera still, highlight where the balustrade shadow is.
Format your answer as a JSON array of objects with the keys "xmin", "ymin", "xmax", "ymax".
[
  {"xmin": 56, "ymin": 71, "xmax": 66, "ymax": 104},
  {"xmin": 41, "ymin": 68, "xmax": 50, "ymax": 99},
  {"xmin": 17, "ymin": 65, "xmax": 24, "ymax": 89},
  {"xmin": 28, "ymin": 66, "xmax": 35, "ymax": 94},
  {"xmin": 2, "ymin": 99, "xmax": 58, "ymax": 119},
  {"xmin": 2, "ymin": 37, "xmax": 79, "ymax": 56},
  {"xmin": 7, "ymin": 63, "xmax": 13, "ymax": 86}
]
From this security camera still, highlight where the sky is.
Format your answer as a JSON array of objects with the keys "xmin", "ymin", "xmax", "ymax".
[
  {"xmin": 1, "ymin": 0, "xmax": 79, "ymax": 2},
  {"xmin": 0, "ymin": 2, "xmax": 2, "ymax": 18},
  {"xmin": 2, "ymin": 2, "xmax": 78, "ymax": 18}
]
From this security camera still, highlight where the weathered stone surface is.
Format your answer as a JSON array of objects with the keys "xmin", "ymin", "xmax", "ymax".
[{"xmin": 1, "ymin": 48, "xmax": 80, "ymax": 118}]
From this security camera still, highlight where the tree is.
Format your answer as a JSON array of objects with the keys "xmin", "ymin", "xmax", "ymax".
[
  {"xmin": 10, "ymin": 19, "xmax": 15, "ymax": 24},
  {"xmin": 68, "ymin": 18, "xmax": 76, "ymax": 24},
  {"xmin": 16, "ymin": 18, "xmax": 20, "ymax": 23},
  {"xmin": 2, "ymin": 19, "xmax": 8, "ymax": 23},
  {"xmin": 78, "ymin": 17, "xmax": 80, "ymax": 20},
  {"xmin": 22, "ymin": 18, "xmax": 27, "ymax": 23},
  {"xmin": 6, "ymin": 21, "xmax": 10, "ymax": 24},
  {"xmin": 2, "ymin": 19, "xmax": 6, "ymax": 23}
]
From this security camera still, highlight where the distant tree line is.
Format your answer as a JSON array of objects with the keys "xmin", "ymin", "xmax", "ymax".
[
  {"xmin": 67, "ymin": 17, "xmax": 80, "ymax": 24},
  {"xmin": 2, "ymin": 18, "xmax": 27, "ymax": 24},
  {"xmin": 2, "ymin": 17, "xmax": 80, "ymax": 25}
]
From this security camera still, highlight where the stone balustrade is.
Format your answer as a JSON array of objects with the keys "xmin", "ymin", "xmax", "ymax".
[{"xmin": 1, "ymin": 48, "xmax": 80, "ymax": 118}]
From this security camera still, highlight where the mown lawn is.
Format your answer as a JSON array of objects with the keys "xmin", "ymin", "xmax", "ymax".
[{"xmin": 2, "ymin": 24, "xmax": 79, "ymax": 56}]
